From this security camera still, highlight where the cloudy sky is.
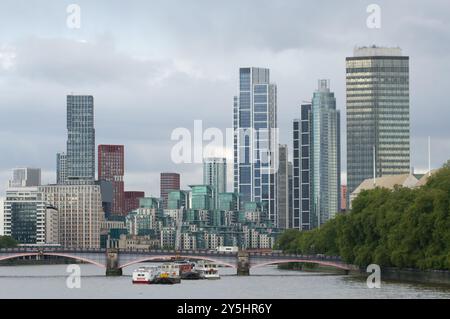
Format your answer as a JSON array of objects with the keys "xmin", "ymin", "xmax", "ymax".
[{"xmin": 0, "ymin": 0, "xmax": 449, "ymax": 197}]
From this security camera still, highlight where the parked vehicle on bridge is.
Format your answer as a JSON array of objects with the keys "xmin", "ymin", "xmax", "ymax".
[{"xmin": 216, "ymin": 246, "xmax": 239, "ymax": 253}]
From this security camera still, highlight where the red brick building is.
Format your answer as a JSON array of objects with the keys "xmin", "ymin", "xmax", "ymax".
[
  {"xmin": 160, "ymin": 172, "xmax": 180, "ymax": 209},
  {"xmin": 124, "ymin": 191, "xmax": 145, "ymax": 214},
  {"xmin": 98, "ymin": 145, "xmax": 125, "ymax": 215},
  {"xmin": 341, "ymin": 185, "xmax": 347, "ymax": 212}
]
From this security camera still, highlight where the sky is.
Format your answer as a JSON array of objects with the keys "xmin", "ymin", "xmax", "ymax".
[{"xmin": 0, "ymin": 0, "xmax": 449, "ymax": 197}]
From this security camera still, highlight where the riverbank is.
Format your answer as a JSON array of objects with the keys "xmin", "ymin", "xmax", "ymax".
[{"xmin": 278, "ymin": 263, "xmax": 450, "ymax": 286}]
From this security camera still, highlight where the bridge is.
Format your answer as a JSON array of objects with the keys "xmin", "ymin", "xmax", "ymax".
[{"xmin": 0, "ymin": 247, "xmax": 358, "ymax": 276}]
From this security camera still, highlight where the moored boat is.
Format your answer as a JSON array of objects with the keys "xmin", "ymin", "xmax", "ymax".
[
  {"xmin": 153, "ymin": 263, "xmax": 181, "ymax": 284},
  {"xmin": 132, "ymin": 266, "xmax": 158, "ymax": 284},
  {"xmin": 194, "ymin": 261, "xmax": 220, "ymax": 280}
]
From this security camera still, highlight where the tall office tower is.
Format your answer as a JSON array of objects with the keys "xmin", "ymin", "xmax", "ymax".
[
  {"xmin": 0, "ymin": 197, "xmax": 4, "ymax": 236},
  {"xmin": 160, "ymin": 173, "xmax": 180, "ymax": 209},
  {"xmin": 293, "ymin": 104, "xmax": 312, "ymax": 230},
  {"xmin": 203, "ymin": 157, "xmax": 227, "ymax": 209},
  {"xmin": 66, "ymin": 94, "xmax": 95, "ymax": 184},
  {"xmin": 311, "ymin": 80, "xmax": 341, "ymax": 226},
  {"xmin": 56, "ymin": 152, "xmax": 67, "ymax": 184},
  {"xmin": 124, "ymin": 191, "xmax": 145, "ymax": 214},
  {"xmin": 40, "ymin": 184, "xmax": 104, "ymax": 248},
  {"xmin": 346, "ymin": 46, "xmax": 410, "ymax": 196},
  {"xmin": 288, "ymin": 161, "xmax": 293, "ymax": 229},
  {"xmin": 277, "ymin": 144, "xmax": 290, "ymax": 229},
  {"xmin": 8, "ymin": 168, "xmax": 41, "ymax": 187},
  {"xmin": 233, "ymin": 67, "xmax": 278, "ymax": 225},
  {"xmin": 3, "ymin": 187, "xmax": 59, "ymax": 245},
  {"xmin": 98, "ymin": 145, "xmax": 125, "ymax": 215},
  {"xmin": 293, "ymin": 80, "xmax": 341, "ymax": 229}
]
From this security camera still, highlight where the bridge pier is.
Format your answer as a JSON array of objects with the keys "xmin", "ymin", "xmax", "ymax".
[
  {"xmin": 237, "ymin": 251, "xmax": 250, "ymax": 276},
  {"xmin": 106, "ymin": 248, "xmax": 122, "ymax": 276}
]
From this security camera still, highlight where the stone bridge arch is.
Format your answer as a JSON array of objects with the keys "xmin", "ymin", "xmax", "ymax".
[{"xmin": 0, "ymin": 252, "xmax": 106, "ymax": 268}]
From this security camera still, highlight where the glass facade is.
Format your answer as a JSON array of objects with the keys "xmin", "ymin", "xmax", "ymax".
[
  {"xmin": 292, "ymin": 80, "xmax": 341, "ymax": 229},
  {"xmin": 203, "ymin": 157, "xmax": 227, "ymax": 209},
  {"xmin": 190, "ymin": 185, "xmax": 213, "ymax": 210},
  {"xmin": 56, "ymin": 153, "xmax": 67, "ymax": 184},
  {"xmin": 346, "ymin": 47, "xmax": 410, "ymax": 196},
  {"xmin": 311, "ymin": 80, "xmax": 340, "ymax": 226},
  {"xmin": 66, "ymin": 95, "xmax": 95, "ymax": 184},
  {"xmin": 4, "ymin": 187, "xmax": 47, "ymax": 244},
  {"xmin": 234, "ymin": 67, "xmax": 278, "ymax": 225}
]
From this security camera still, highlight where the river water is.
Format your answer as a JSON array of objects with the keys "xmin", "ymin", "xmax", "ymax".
[{"xmin": 0, "ymin": 263, "xmax": 449, "ymax": 299}]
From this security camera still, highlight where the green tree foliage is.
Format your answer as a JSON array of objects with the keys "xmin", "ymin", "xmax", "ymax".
[
  {"xmin": 0, "ymin": 236, "xmax": 18, "ymax": 248},
  {"xmin": 276, "ymin": 162, "xmax": 450, "ymax": 270}
]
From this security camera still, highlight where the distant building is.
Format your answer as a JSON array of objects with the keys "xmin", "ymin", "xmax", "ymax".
[
  {"xmin": 233, "ymin": 67, "xmax": 278, "ymax": 224},
  {"xmin": 293, "ymin": 80, "xmax": 341, "ymax": 229},
  {"xmin": 56, "ymin": 153, "xmax": 67, "ymax": 184},
  {"xmin": 167, "ymin": 190, "xmax": 190, "ymax": 210},
  {"xmin": 66, "ymin": 94, "xmax": 95, "ymax": 184},
  {"xmin": 160, "ymin": 173, "xmax": 180, "ymax": 209},
  {"xmin": 203, "ymin": 157, "xmax": 227, "ymax": 209},
  {"xmin": 98, "ymin": 145, "xmax": 125, "ymax": 215},
  {"xmin": 0, "ymin": 197, "xmax": 4, "ymax": 236},
  {"xmin": 124, "ymin": 191, "xmax": 145, "ymax": 214},
  {"xmin": 190, "ymin": 185, "xmax": 213, "ymax": 210},
  {"xmin": 3, "ymin": 187, "xmax": 58, "ymax": 245},
  {"xmin": 95, "ymin": 180, "xmax": 113, "ymax": 218},
  {"xmin": 277, "ymin": 144, "xmax": 290, "ymax": 229},
  {"xmin": 293, "ymin": 104, "xmax": 312, "ymax": 230},
  {"xmin": 350, "ymin": 174, "xmax": 419, "ymax": 208},
  {"xmin": 217, "ymin": 193, "xmax": 238, "ymax": 211},
  {"xmin": 8, "ymin": 168, "xmax": 41, "ymax": 188},
  {"xmin": 118, "ymin": 234, "xmax": 159, "ymax": 250},
  {"xmin": 346, "ymin": 46, "xmax": 410, "ymax": 197},
  {"xmin": 40, "ymin": 184, "xmax": 104, "ymax": 248}
]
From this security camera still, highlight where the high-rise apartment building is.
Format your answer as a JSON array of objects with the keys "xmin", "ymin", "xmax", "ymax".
[
  {"xmin": 98, "ymin": 145, "xmax": 125, "ymax": 215},
  {"xmin": 39, "ymin": 184, "xmax": 104, "ymax": 248},
  {"xmin": 203, "ymin": 157, "xmax": 226, "ymax": 209},
  {"xmin": 8, "ymin": 168, "xmax": 41, "ymax": 188},
  {"xmin": 56, "ymin": 152, "xmax": 67, "ymax": 184},
  {"xmin": 66, "ymin": 94, "xmax": 95, "ymax": 184},
  {"xmin": 277, "ymin": 144, "xmax": 290, "ymax": 229},
  {"xmin": 293, "ymin": 103, "xmax": 312, "ymax": 230},
  {"xmin": 293, "ymin": 80, "xmax": 341, "ymax": 229},
  {"xmin": 233, "ymin": 67, "xmax": 278, "ymax": 225},
  {"xmin": 0, "ymin": 197, "xmax": 4, "ymax": 236},
  {"xmin": 160, "ymin": 173, "xmax": 180, "ymax": 209},
  {"xmin": 346, "ymin": 46, "xmax": 410, "ymax": 196}
]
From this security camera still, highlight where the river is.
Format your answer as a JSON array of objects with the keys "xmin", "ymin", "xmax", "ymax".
[{"xmin": 0, "ymin": 263, "xmax": 449, "ymax": 299}]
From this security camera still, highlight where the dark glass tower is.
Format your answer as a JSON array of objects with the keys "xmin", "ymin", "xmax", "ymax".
[{"xmin": 66, "ymin": 95, "xmax": 95, "ymax": 184}]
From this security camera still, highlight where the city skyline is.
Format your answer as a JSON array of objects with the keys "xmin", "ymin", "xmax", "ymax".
[{"xmin": 1, "ymin": 0, "xmax": 449, "ymax": 198}]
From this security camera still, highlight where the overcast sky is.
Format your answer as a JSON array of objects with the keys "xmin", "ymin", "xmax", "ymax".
[{"xmin": 0, "ymin": 0, "xmax": 449, "ymax": 197}]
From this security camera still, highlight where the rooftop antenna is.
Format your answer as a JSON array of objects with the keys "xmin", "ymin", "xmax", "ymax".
[{"xmin": 428, "ymin": 136, "xmax": 431, "ymax": 177}]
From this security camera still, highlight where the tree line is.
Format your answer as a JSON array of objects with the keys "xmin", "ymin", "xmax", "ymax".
[{"xmin": 276, "ymin": 161, "xmax": 450, "ymax": 270}]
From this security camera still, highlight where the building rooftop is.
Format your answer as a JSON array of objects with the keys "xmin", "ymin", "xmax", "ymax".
[
  {"xmin": 352, "ymin": 174, "xmax": 418, "ymax": 195},
  {"xmin": 354, "ymin": 45, "xmax": 402, "ymax": 57}
]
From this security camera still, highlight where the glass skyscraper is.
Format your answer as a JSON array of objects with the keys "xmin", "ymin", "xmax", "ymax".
[
  {"xmin": 346, "ymin": 46, "xmax": 410, "ymax": 196},
  {"xmin": 293, "ymin": 80, "xmax": 341, "ymax": 229},
  {"xmin": 203, "ymin": 157, "xmax": 227, "ymax": 209},
  {"xmin": 233, "ymin": 67, "xmax": 278, "ymax": 225},
  {"xmin": 66, "ymin": 95, "xmax": 95, "ymax": 184}
]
